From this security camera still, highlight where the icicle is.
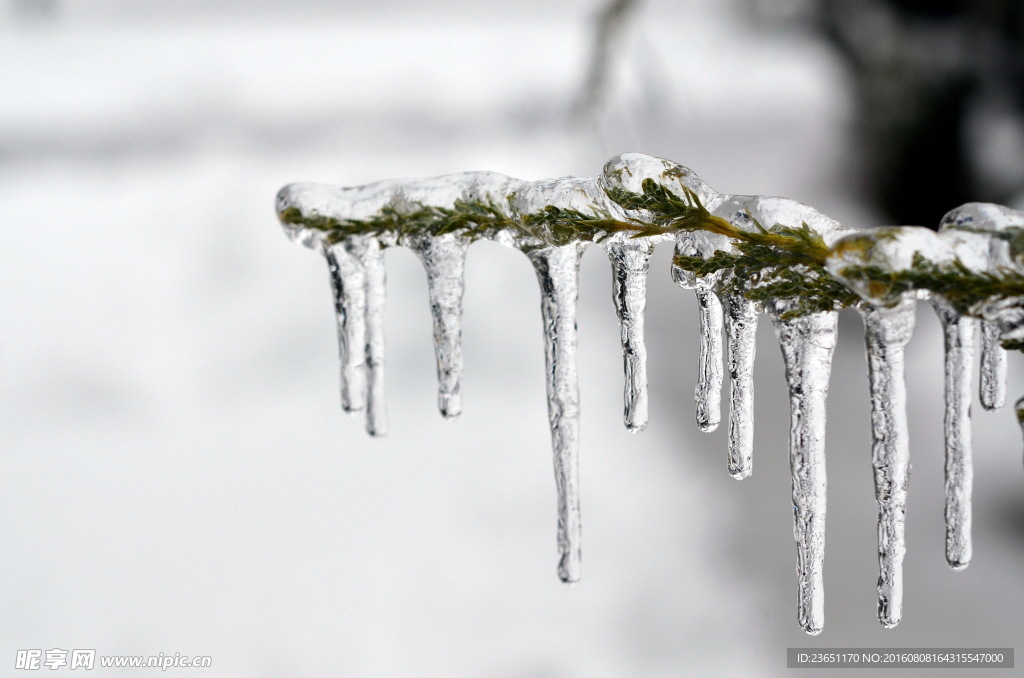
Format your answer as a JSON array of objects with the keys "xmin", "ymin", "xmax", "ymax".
[
  {"xmin": 280, "ymin": 158, "xmax": 1024, "ymax": 625},
  {"xmin": 771, "ymin": 308, "xmax": 838, "ymax": 636},
  {"xmin": 528, "ymin": 244, "xmax": 585, "ymax": 583},
  {"xmin": 1017, "ymin": 396, "xmax": 1024, "ymax": 467},
  {"xmin": 723, "ymin": 292, "xmax": 758, "ymax": 479},
  {"xmin": 407, "ymin": 233, "xmax": 470, "ymax": 419},
  {"xmin": 980, "ymin": 320, "xmax": 1007, "ymax": 411},
  {"xmin": 694, "ymin": 288, "xmax": 724, "ymax": 432},
  {"xmin": 828, "ymin": 226, "xmax": 984, "ymax": 573},
  {"xmin": 604, "ymin": 239, "xmax": 654, "ymax": 433},
  {"xmin": 860, "ymin": 299, "xmax": 916, "ymax": 628},
  {"xmin": 325, "ymin": 239, "xmax": 368, "ymax": 414},
  {"xmin": 671, "ymin": 232, "xmax": 728, "ymax": 435},
  {"xmin": 361, "ymin": 237, "xmax": 388, "ymax": 436},
  {"xmin": 931, "ymin": 298, "xmax": 976, "ymax": 571}
]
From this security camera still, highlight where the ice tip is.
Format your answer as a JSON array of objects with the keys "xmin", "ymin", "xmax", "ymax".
[
  {"xmin": 438, "ymin": 393, "xmax": 462, "ymax": 419},
  {"xmin": 625, "ymin": 420, "xmax": 647, "ymax": 434},
  {"xmin": 802, "ymin": 623, "xmax": 824, "ymax": 636},
  {"xmin": 947, "ymin": 559, "xmax": 970, "ymax": 572},
  {"xmin": 366, "ymin": 423, "xmax": 388, "ymax": 437},
  {"xmin": 558, "ymin": 556, "xmax": 581, "ymax": 584},
  {"xmin": 697, "ymin": 419, "xmax": 720, "ymax": 433},
  {"xmin": 728, "ymin": 467, "xmax": 752, "ymax": 481}
]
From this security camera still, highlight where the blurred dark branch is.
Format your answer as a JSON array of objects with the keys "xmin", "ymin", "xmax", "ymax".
[
  {"xmin": 748, "ymin": 0, "xmax": 1024, "ymax": 225},
  {"xmin": 572, "ymin": 0, "xmax": 643, "ymax": 121}
]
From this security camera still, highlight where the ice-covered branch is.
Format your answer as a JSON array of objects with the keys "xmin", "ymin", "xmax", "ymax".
[{"xmin": 276, "ymin": 153, "xmax": 1024, "ymax": 634}]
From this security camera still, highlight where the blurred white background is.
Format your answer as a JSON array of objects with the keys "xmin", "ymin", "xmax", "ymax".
[{"xmin": 2, "ymin": 1, "xmax": 1023, "ymax": 675}]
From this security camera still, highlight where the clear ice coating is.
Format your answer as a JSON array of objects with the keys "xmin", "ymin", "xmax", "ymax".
[
  {"xmin": 277, "ymin": 153, "xmax": 1024, "ymax": 635},
  {"xmin": 939, "ymin": 202, "xmax": 1024, "ymax": 411},
  {"xmin": 860, "ymin": 299, "xmax": 916, "ymax": 628},
  {"xmin": 528, "ymin": 244, "xmax": 585, "ymax": 583},
  {"xmin": 827, "ymin": 226, "xmax": 962, "ymax": 307}
]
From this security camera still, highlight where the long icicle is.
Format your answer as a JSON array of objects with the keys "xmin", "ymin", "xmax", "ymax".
[
  {"xmin": 931, "ymin": 298, "xmax": 976, "ymax": 571},
  {"xmin": 605, "ymin": 239, "xmax": 654, "ymax": 433},
  {"xmin": 408, "ymin": 233, "xmax": 470, "ymax": 419},
  {"xmin": 694, "ymin": 287, "xmax": 724, "ymax": 432},
  {"xmin": 361, "ymin": 237, "xmax": 388, "ymax": 436},
  {"xmin": 980, "ymin": 319, "xmax": 1007, "ymax": 411},
  {"xmin": 325, "ymin": 239, "xmax": 368, "ymax": 414},
  {"xmin": 529, "ymin": 244, "xmax": 585, "ymax": 583},
  {"xmin": 772, "ymin": 309, "xmax": 838, "ymax": 636},
  {"xmin": 860, "ymin": 299, "xmax": 916, "ymax": 628},
  {"xmin": 722, "ymin": 292, "xmax": 758, "ymax": 479}
]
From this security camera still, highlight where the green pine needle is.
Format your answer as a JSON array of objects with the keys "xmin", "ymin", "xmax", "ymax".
[{"xmin": 280, "ymin": 179, "xmax": 1024, "ymax": 337}]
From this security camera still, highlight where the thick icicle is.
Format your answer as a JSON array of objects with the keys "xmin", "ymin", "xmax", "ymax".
[
  {"xmin": 407, "ymin": 233, "xmax": 470, "ymax": 419},
  {"xmin": 529, "ymin": 244, "xmax": 585, "ymax": 583},
  {"xmin": 860, "ymin": 299, "xmax": 916, "ymax": 628},
  {"xmin": 771, "ymin": 308, "xmax": 838, "ymax": 636},
  {"xmin": 931, "ymin": 298, "xmax": 976, "ymax": 571},
  {"xmin": 694, "ymin": 288, "xmax": 724, "ymax": 432},
  {"xmin": 980, "ymin": 320, "xmax": 1007, "ymax": 411},
  {"xmin": 325, "ymin": 239, "xmax": 368, "ymax": 414},
  {"xmin": 723, "ymin": 293, "xmax": 758, "ymax": 479},
  {"xmin": 361, "ymin": 237, "xmax": 388, "ymax": 436},
  {"xmin": 604, "ymin": 239, "xmax": 654, "ymax": 432}
]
